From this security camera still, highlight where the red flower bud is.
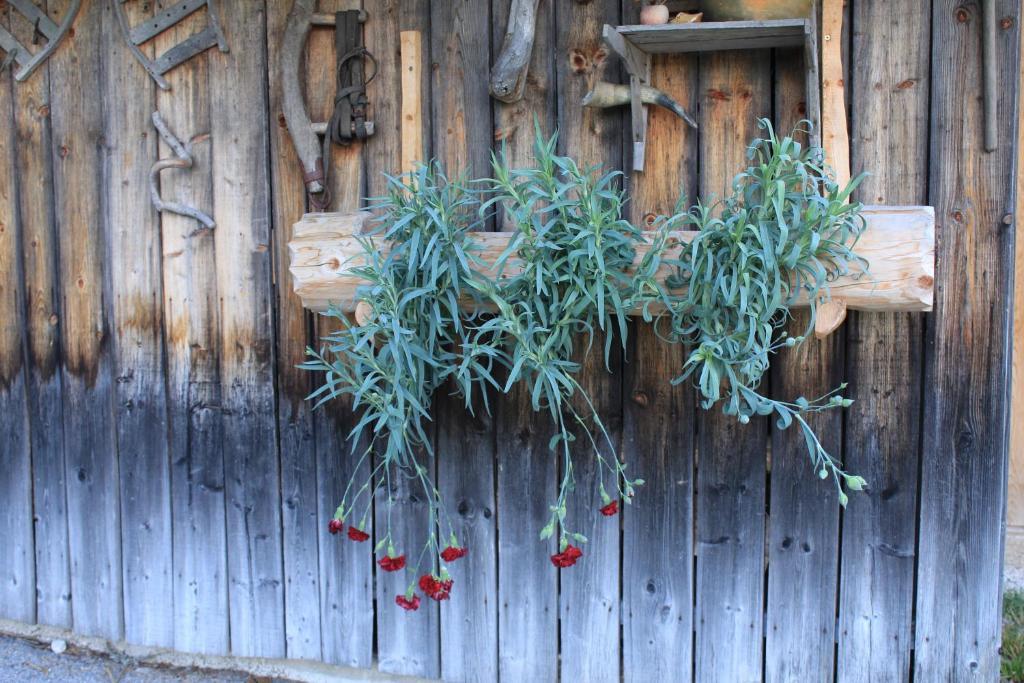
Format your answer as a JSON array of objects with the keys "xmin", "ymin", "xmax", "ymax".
[
  {"xmin": 347, "ymin": 526, "xmax": 370, "ymax": 542},
  {"xmin": 600, "ymin": 500, "xmax": 619, "ymax": 517},
  {"xmin": 328, "ymin": 519, "xmax": 344, "ymax": 535},
  {"xmin": 441, "ymin": 546, "xmax": 468, "ymax": 562},
  {"xmin": 550, "ymin": 544, "xmax": 583, "ymax": 568},
  {"xmin": 395, "ymin": 594, "xmax": 420, "ymax": 611},
  {"xmin": 418, "ymin": 573, "xmax": 453, "ymax": 601},
  {"xmin": 378, "ymin": 554, "xmax": 406, "ymax": 572}
]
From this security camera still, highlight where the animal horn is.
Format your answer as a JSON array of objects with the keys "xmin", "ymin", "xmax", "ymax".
[{"xmin": 582, "ymin": 81, "xmax": 698, "ymax": 130}]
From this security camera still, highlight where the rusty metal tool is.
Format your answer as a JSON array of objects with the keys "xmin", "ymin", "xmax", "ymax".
[
  {"xmin": 113, "ymin": 0, "xmax": 229, "ymax": 91},
  {"xmin": 149, "ymin": 111, "xmax": 216, "ymax": 230},
  {"xmin": 0, "ymin": 0, "xmax": 82, "ymax": 82},
  {"xmin": 327, "ymin": 9, "xmax": 376, "ymax": 145},
  {"xmin": 490, "ymin": 0, "xmax": 540, "ymax": 103},
  {"xmin": 282, "ymin": 0, "xmax": 373, "ymax": 210}
]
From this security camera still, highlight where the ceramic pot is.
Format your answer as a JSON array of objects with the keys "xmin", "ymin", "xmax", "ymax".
[
  {"xmin": 640, "ymin": 4, "xmax": 670, "ymax": 24},
  {"xmin": 700, "ymin": 0, "xmax": 811, "ymax": 21}
]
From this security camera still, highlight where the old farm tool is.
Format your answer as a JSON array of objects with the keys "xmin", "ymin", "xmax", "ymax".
[
  {"xmin": 0, "ymin": 0, "xmax": 82, "ymax": 82},
  {"xmin": 282, "ymin": 0, "xmax": 375, "ymax": 210},
  {"xmin": 113, "ymin": 0, "xmax": 229, "ymax": 91},
  {"xmin": 149, "ymin": 111, "xmax": 215, "ymax": 230}
]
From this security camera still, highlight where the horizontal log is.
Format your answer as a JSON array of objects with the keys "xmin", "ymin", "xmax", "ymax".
[{"xmin": 289, "ymin": 205, "xmax": 934, "ymax": 314}]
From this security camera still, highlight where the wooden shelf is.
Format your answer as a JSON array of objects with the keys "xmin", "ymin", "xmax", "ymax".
[
  {"xmin": 602, "ymin": 18, "xmax": 819, "ymax": 172},
  {"xmin": 614, "ymin": 19, "xmax": 808, "ymax": 54}
]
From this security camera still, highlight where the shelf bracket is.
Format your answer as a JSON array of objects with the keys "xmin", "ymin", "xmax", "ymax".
[{"xmin": 603, "ymin": 25, "xmax": 651, "ymax": 172}]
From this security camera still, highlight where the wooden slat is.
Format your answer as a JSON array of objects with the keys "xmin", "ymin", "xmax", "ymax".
[
  {"xmin": 820, "ymin": 0, "xmax": 850, "ymax": 190},
  {"xmin": 693, "ymin": 48, "xmax": 771, "ymax": 682},
  {"xmin": 373, "ymin": 1, "xmax": 440, "ymax": 678},
  {"xmin": 207, "ymin": 0, "xmax": 285, "ymax": 658},
  {"xmin": 430, "ymin": 1, "xmax": 498, "ymax": 681},
  {"xmin": 102, "ymin": 0, "xmax": 173, "ymax": 648},
  {"xmin": 10, "ymin": 0, "xmax": 71, "ymax": 631},
  {"xmin": 0, "ymin": 30, "xmax": 34, "ymax": 625},
  {"xmin": 555, "ymin": 2, "xmax": 622, "ymax": 681},
  {"xmin": 491, "ymin": 0, "xmax": 558, "ymax": 678},
  {"xmin": 836, "ymin": 1, "xmax": 928, "ymax": 679},
  {"xmin": 620, "ymin": 4, "xmax": 697, "ymax": 674},
  {"xmin": 265, "ymin": 0, "xmax": 321, "ymax": 662},
  {"xmin": 308, "ymin": 0, "xmax": 374, "ymax": 668},
  {"xmin": 1009, "ymin": 0, "xmax": 1024, "ymax": 574},
  {"xmin": 616, "ymin": 19, "xmax": 806, "ymax": 53},
  {"xmin": 158, "ymin": 9, "xmax": 229, "ymax": 655},
  {"xmin": 48, "ymin": 0, "xmax": 122, "ymax": 641},
  {"xmin": 914, "ymin": 1, "xmax": 1019, "ymax": 679}
]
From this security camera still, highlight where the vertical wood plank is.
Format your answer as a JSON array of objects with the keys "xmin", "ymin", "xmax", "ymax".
[
  {"xmin": 836, "ymin": 1, "xmax": 929, "ymax": 679},
  {"xmin": 372, "ymin": 1, "xmax": 440, "ymax": 678},
  {"xmin": 555, "ymin": 2, "xmax": 623, "ymax": 681},
  {"xmin": 693, "ymin": 49, "xmax": 771, "ymax": 683},
  {"xmin": 265, "ymin": 0, "xmax": 321, "ymax": 662},
  {"xmin": 621, "ymin": 8, "xmax": 698, "ymax": 677},
  {"xmin": 430, "ymin": 1, "xmax": 498, "ymax": 680},
  {"xmin": 1008, "ymin": 0, "xmax": 1024, "ymax": 577},
  {"xmin": 0, "ymin": 20, "xmax": 35, "ymax": 624},
  {"xmin": 915, "ymin": 1, "xmax": 1019, "ymax": 679},
  {"xmin": 306, "ymin": 0, "xmax": 374, "ymax": 668},
  {"xmin": 158, "ymin": 7, "xmax": 229, "ymax": 655},
  {"xmin": 48, "ymin": 0, "xmax": 122, "ymax": 641},
  {"xmin": 10, "ymin": 0, "xmax": 71, "ymax": 630},
  {"xmin": 763, "ymin": 48, "xmax": 841, "ymax": 683},
  {"xmin": 206, "ymin": 0, "xmax": 285, "ymax": 658},
  {"xmin": 491, "ymin": 0, "xmax": 559, "ymax": 679},
  {"xmin": 101, "ymin": 0, "xmax": 174, "ymax": 648}
]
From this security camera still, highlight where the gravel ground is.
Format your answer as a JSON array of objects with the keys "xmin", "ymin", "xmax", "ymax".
[{"xmin": 0, "ymin": 635, "xmax": 254, "ymax": 683}]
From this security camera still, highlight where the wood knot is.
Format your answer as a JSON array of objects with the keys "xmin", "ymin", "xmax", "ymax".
[
  {"xmin": 917, "ymin": 275, "xmax": 934, "ymax": 289},
  {"xmin": 632, "ymin": 390, "xmax": 649, "ymax": 407},
  {"xmin": 951, "ymin": 209, "xmax": 964, "ymax": 222},
  {"xmin": 59, "ymin": 145, "xmax": 70, "ymax": 159},
  {"xmin": 707, "ymin": 88, "xmax": 730, "ymax": 102},
  {"xmin": 643, "ymin": 213, "xmax": 657, "ymax": 227},
  {"xmin": 569, "ymin": 49, "xmax": 588, "ymax": 73},
  {"xmin": 955, "ymin": 6, "xmax": 970, "ymax": 22},
  {"xmin": 1001, "ymin": 16, "xmax": 1014, "ymax": 29},
  {"xmin": 895, "ymin": 79, "xmax": 917, "ymax": 90},
  {"xmin": 37, "ymin": 104, "xmax": 50, "ymax": 117},
  {"xmin": 277, "ymin": 113, "xmax": 287, "ymax": 128}
]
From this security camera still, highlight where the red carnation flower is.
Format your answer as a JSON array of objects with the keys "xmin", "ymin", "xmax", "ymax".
[
  {"xmin": 347, "ymin": 526, "xmax": 370, "ymax": 542},
  {"xmin": 378, "ymin": 554, "xmax": 406, "ymax": 572},
  {"xmin": 441, "ymin": 546, "xmax": 468, "ymax": 562},
  {"xmin": 418, "ymin": 574, "xmax": 453, "ymax": 601},
  {"xmin": 550, "ymin": 544, "xmax": 583, "ymax": 568},
  {"xmin": 600, "ymin": 500, "xmax": 618, "ymax": 517},
  {"xmin": 395, "ymin": 593, "xmax": 420, "ymax": 611},
  {"xmin": 328, "ymin": 519, "xmax": 344, "ymax": 535}
]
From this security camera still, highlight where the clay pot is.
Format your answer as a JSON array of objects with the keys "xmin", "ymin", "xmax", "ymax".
[
  {"xmin": 700, "ymin": 0, "xmax": 811, "ymax": 21},
  {"xmin": 640, "ymin": 4, "xmax": 670, "ymax": 24}
]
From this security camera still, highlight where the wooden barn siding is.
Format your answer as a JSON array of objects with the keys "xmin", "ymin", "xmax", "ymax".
[{"xmin": 0, "ymin": 0, "xmax": 1018, "ymax": 681}]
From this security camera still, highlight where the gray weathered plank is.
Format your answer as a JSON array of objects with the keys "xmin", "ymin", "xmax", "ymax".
[
  {"xmin": 492, "ymin": 0, "xmax": 558, "ymax": 678},
  {"xmin": 763, "ymin": 48, "xmax": 841, "ymax": 683},
  {"xmin": 914, "ymin": 1, "xmax": 1019, "ymax": 679},
  {"xmin": 617, "ymin": 19, "xmax": 806, "ymax": 53},
  {"xmin": 207, "ymin": 0, "xmax": 285, "ymax": 658},
  {"xmin": 555, "ymin": 2, "xmax": 623, "ymax": 681},
  {"xmin": 48, "ymin": 0, "xmax": 122, "ymax": 641},
  {"xmin": 9, "ymin": 0, "xmax": 71, "ymax": 631},
  {"xmin": 0, "ymin": 40, "xmax": 34, "ymax": 625},
  {"xmin": 621, "ymin": 7, "xmax": 697, "ymax": 675},
  {"xmin": 266, "ymin": 0, "xmax": 321, "ymax": 662},
  {"xmin": 693, "ymin": 48, "xmax": 771, "ymax": 682},
  {"xmin": 157, "ymin": 9, "xmax": 229, "ymax": 655},
  {"xmin": 836, "ymin": 1, "xmax": 929, "ymax": 679},
  {"xmin": 102, "ymin": 0, "xmax": 174, "ymax": 648},
  {"xmin": 431, "ymin": 1, "xmax": 498, "ymax": 680}
]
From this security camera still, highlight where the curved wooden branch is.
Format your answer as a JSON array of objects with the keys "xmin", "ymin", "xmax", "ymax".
[
  {"xmin": 489, "ymin": 0, "xmax": 540, "ymax": 103},
  {"xmin": 282, "ymin": 0, "xmax": 325, "ymax": 196}
]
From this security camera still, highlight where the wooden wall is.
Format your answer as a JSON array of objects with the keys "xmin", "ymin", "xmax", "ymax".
[{"xmin": 0, "ymin": 0, "xmax": 1019, "ymax": 681}]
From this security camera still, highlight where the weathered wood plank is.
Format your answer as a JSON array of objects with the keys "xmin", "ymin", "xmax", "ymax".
[
  {"xmin": 836, "ymin": 1, "xmax": 929, "ymax": 679},
  {"xmin": 48, "ymin": 0, "xmax": 122, "ymax": 641},
  {"xmin": 555, "ymin": 2, "xmax": 622, "ymax": 681},
  {"xmin": 430, "ymin": 1, "xmax": 498, "ymax": 680},
  {"xmin": 914, "ymin": 1, "xmax": 1019, "ymax": 679},
  {"xmin": 371, "ymin": 1, "xmax": 440, "ymax": 678},
  {"xmin": 693, "ymin": 48, "xmax": 771, "ymax": 682},
  {"xmin": 491, "ymin": 0, "xmax": 558, "ymax": 678},
  {"xmin": 763, "ymin": 48, "xmax": 841, "ymax": 683},
  {"xmin": 207, "ymin": 0, "xmax": 285, "ymax": 658},
  {"xmin": 9, "ymin": 0, "xmax": 71, "ymax": 630},
  {"xmin": 266, "ymin": 0, "xmax": 321, "ymax": 662},
  {"xmin": 102, "ymin": 0, "xmax": 173, "ymax": 648},
  {"xmin": 157, "ymin": 10, "xmax": 229, "ymax": 655},
  {"xmin": 0, "ymin": 28, "xmax": 34, "ymax": 625},
  {"xmin": 621, "ymin": 10, "xmax": 697, "ymax": 676},
  {"xmin": 616, "ymin": 19, "xmax": 807, "ymax": 53}
]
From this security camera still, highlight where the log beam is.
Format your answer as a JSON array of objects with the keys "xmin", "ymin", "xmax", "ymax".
[{"xmin": 288, "ymin": 205, "xmax": 934, "ymax": 314}]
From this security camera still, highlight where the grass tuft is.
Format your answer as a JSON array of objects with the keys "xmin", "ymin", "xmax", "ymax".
[{"xmin": 1003, "ymin": 590, "xmax": 1024, "ymax": 681}]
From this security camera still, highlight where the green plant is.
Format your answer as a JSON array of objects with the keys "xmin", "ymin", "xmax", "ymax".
[{"xmin": 303, "ymin": 119, "xmax": 868, "ymax": 611}]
